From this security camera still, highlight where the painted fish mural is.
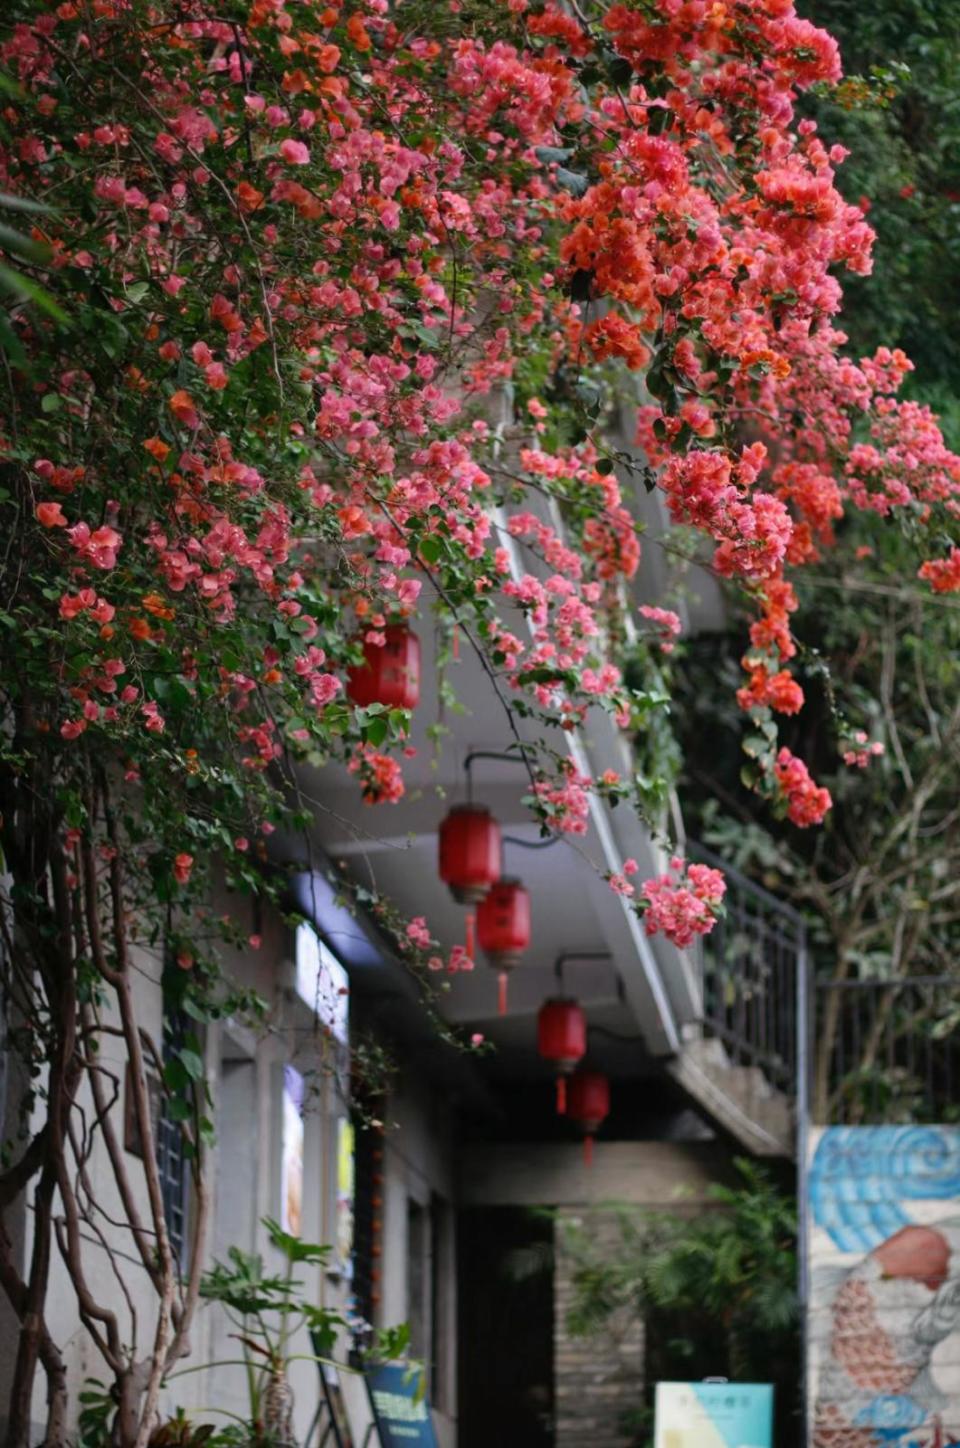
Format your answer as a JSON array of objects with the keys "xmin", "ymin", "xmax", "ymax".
[{"xmin": 809, "ymin": 1127, "xmax": 960, "ymax": 1448}]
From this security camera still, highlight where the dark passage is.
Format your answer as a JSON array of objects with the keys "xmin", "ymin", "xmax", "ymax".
[{"xmin": 457, "ymin": 1207, "xmax": 554, "ymax": 1448}]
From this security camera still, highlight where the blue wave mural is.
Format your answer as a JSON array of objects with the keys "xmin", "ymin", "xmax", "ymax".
[{"xmin": 810, "ymin": 1126, "xmax": 960, "ymax": 1254}]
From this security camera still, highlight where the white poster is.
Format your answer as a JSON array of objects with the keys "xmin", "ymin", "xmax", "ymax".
[{"xmin": 654, "ymin": 1382, "xmax": 773, "ymax": 1448}]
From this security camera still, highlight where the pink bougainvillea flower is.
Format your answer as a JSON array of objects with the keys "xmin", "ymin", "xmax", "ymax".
[
  {"xmin": 406, "ymin": 916, "xmax": 431, "ymax": 948},
  {"xmin": 279, "ymin": 138, "xmax": 310, "ymax": 165}
]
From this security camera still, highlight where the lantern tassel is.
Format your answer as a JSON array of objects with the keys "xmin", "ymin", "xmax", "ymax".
[
  {"xmin": 465, "ymin": 911, "xmax": 475, "ymax": 962},
  {"xmin": 556, "ymin": 1076, "xmax": 567, "ymax": 1115},
  {"xmin": 583, "ymin": 1133, "xmax": 594, "ymax": 1168},
  {"xmin": 498, "ymin": 970, "xmax": 508, "ymax": 1017}
]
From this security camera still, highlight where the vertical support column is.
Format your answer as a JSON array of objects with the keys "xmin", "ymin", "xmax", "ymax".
[{"xmin": 796, "ymin": 932, "xmax": 811, "ymax": 1448}]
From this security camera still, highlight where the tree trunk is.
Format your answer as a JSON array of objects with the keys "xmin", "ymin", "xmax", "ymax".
[
  {"xmin": 39, "ymin": 1336, "xmax": 69, "ymax": 1448},
  {"xmin": 4, "ymin": 1158, "xmax": 57, "ymax": 1448},
  {"xmin": 114, "ymin": 1364, "xmax": 150, "ymax": 1448}
]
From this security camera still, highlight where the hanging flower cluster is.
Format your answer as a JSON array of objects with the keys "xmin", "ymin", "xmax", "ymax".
[
  {"xmin": 773, "ymin": 748, "xmax": 834, "ymax": 828},
  {"xmin": 2, "ymin": 0, "xmax": 959, "ymax": 961},
  {"xmin": 640, "ymin": 858, "xmax": 727, "ymax": 949}
]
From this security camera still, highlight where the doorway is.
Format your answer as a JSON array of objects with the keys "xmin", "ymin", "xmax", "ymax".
[{"xmin": 457, "ymin": 1207, "xmax": 554, "ymax": 1448}]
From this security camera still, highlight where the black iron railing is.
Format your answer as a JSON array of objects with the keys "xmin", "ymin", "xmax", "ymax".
[
  {"xmin": 691, "ymin": 842, "xmax": 808, "ymax": 1099},
  {"xmin": 683, "ymin": 858, "xmax": 960, "ymax": 1130},
  {"xmin": 814, "ymin": 974, "xmax": 960, "ymax": 1126}
]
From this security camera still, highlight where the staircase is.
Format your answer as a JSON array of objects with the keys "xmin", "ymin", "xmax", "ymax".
[{"xmin": 669, "ymin": 845, "xmax": 807, "ymax": 1158}]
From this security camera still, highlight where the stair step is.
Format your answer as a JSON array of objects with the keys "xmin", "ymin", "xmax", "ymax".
[{"xmin": 668, "ymin": 1037, "xmax": 794, "ymax": 1158}]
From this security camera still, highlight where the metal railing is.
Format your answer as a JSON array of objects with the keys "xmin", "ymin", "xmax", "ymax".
[
  {"xmin": 683, "ymin": 856, "xmax": 960, "ymax": 1129},
  {"xmin": 691, "ymin": 843, "xmax": 808, "ymax": 1099},
  {"xmin": 814, "ymin": 974, "xmax": 960, "ymax": 1126}
]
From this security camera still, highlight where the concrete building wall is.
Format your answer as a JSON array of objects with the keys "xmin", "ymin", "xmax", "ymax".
[
  {"xmin": 459, "ymin": 1139, "xmax": 733, "ymax": 1210},
  {"xmin": 808, "ymin": 1125, "xmax": 960, "ymax": 1447},
  {"xmin": 10, "ymin": 896, "xmax": 340, "ymax": 1443},
  {"xmin": 21, "ymin": 936, "xmax": 169, "ymax": 1437},
  {"xmin": 381, "ymin": 1075, "xmax": 458, "ymax": 1448},
  {"xmin": 3, "ymin": 882, "xmax": 461, "ymax": 1448}
]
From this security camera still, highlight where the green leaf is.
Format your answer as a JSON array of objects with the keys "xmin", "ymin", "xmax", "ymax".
[
  {"xmin": 308, "ymin": 1315, "xmax": 341, "ymax": 1356},
  {"xmin": 533, "ymin": 145, "xmax": 574, "ymax": 165},
  {"xmin": 363, "ymin": 714, "xmax": 388, "ymax": 747},
  {"xmin": 177, "ymin": 1047, "xmax": 205, "ymax": 1081},
  {"xmin": 0, "ymin": 190, "xmax": 55, "ymax": 214},
  {"xmin": 0, "ymin": 263, "xmax": 67, "ymax": 323},
  {"xmin": 0, "ymin": 312, "xmax": 25, "ymax": 366},
  {"xmin": 742, "ymin": 734, "xmax": 768, "ymax": 760},
  {"xmin": 263, "ymin": 1216, "xmax": 332, "ymax": 1264},
  {"xmin": 0, "ymin": 222, "xmax": 50, "ymax": 262},
  {"xmin": 555, "ymin": 167, "xmax": 589, "ymax": 197},
  {"xmin": 606, "ymin": 55, "xmax": 633, "ymax": 87},
  {"xmin": 180, "ymin": 995, "xmax": 210, "ymax": 1023}
]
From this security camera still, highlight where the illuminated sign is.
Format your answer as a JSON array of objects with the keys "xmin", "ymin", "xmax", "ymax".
[
  {"xmin": 295, "ymin": 924, "xmax": 349, "ymax": 1044},
  {"xmin": 281, "ymin": 1065, "xmax": 304, "ymax": 1237},
  {"xmin": 337, "ymin": 1117, "xmax": 355, "ymax": 1275}
]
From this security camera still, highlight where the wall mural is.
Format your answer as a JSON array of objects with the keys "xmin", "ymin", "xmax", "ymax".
[{"xmin": 808, "ymin": 1126, "xmax": 960, "ymax": 1448}]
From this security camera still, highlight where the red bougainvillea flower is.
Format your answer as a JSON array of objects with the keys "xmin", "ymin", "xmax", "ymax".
[
  {"xmin": 36, "ymin": 501, "xmax": 67, "ymax": 528},
  {"xmin": 173, "ymin": 853, "xmax": 194, "ymax": 884},
  {"xmin": 773, "ymin": 748, "xmax": 833, "ymax": 827}
]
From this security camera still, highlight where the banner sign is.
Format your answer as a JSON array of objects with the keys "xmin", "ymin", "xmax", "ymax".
[
  {"xmin": 654, "ymin": 1381, "xmax": 773, "ymax": 1448},
  {"xmin": 365, "ymin": 1364, "xmax": 437, "ymax": 1447}
]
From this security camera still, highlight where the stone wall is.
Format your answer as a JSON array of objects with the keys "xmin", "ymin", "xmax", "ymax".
[
  {"xmin": 808, "ymin": 1125, "xmax": 960, "ymax": 1447},
  {"xmin": 554, "ymin": 1209, "xmax": 644, "ymax": 1448}
]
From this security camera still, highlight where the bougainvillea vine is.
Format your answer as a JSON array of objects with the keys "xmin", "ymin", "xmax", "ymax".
[{"xmin": 2, "ymin": 0, "xmax": 960, "ymax": 1430}]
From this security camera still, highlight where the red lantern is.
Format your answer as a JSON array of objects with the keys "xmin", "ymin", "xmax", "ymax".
[
  {"xmin": 477, "ymin": 878, "xmax": 531, "ymax": 1015},
  {"xmin": 347, "ymin": 624, "xmax": 421, "ymax": 710},
  {"xmin": 566, "ymin": 1071, "xmax": 610, "ymax": 1167},
  {"xmin": 538, "ymin": 999, "xmax": 587, "ymax": 1114},
  {"xmin": 438, "ymin": 806, "xmax": 501, "ymax": 906}
]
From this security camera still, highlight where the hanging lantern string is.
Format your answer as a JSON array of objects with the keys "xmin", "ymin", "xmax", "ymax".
[
  {"xmin": 556, "ymin": 1077, "xmax": 567, "ymax": 1115},
  {"xmin": 465, "ymin": 911, "xmax": 475, "ymax": 962},
  {"xmin": 462, "ymin": 748, "xmax": 540, "ymax": 811},
  {"xmin": 554, "ymin": 951, "xmax": 612, "ymax": 989},
  {"xmin": 498, "ymin": 970, "xmax": 509, "ymax": 1017}
]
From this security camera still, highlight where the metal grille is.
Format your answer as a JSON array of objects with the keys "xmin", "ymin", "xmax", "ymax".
[
  {"xmin": 351, "ymin": 1113, "xmax": 384, "ymax": 1327},
  {"xmin": 693, "ymin": 842, "xmax": 807, "ymax": 1096},
  {"xmin": 814, "ymin": 975, "xmax": 960, "ymax": 1126},
  {"xmin": 158, "ymin": 1019, "xmax": 189, "ymax": 1265}
]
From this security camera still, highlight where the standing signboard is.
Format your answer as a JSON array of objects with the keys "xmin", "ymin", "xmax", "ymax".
[
  {"xmin": 364, "ymin": 1364, "xmax": 437, "ymax": 1447},
  {"xmin": 654, "ymin": 1381, "xmax": 774, "ymax": 1448}
]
